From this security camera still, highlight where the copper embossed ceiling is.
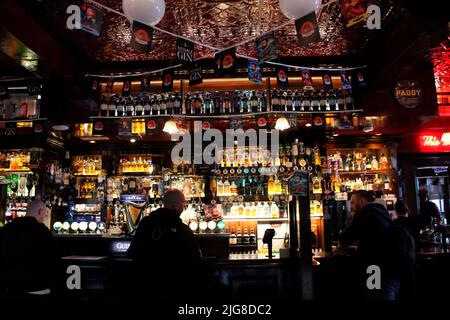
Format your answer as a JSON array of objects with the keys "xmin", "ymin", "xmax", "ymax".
[{"xmin": 33, "ymin": 0, "xmax": 399, "ymax": 62}]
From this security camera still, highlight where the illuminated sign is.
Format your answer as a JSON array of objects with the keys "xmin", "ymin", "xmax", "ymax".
[
  {"xmin": 419, "ymin": 131, "xmax": 450, "ymax": 152},
  {"xmin": 111, "ymin": 241, "xmax": 131, "ymax": 253}
]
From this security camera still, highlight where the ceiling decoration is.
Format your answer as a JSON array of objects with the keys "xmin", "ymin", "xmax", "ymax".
[{"xmin": 24, "ymin": 0, "xmax": 399, "ymax": 62}]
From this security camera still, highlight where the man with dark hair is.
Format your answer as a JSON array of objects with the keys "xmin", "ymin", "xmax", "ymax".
[
  {"xmin": 339, "ymin": 190, "xmax": 404, "ymax": 300},
  {"xmin": 418, "ymin": 189, "xmax": 441, "ymax": 229},
  {"xmin": 0, "ymin": 200, "xmax": 56, "ymax": 299},
  {"xmin": 127, "ymin": 189, "xmax": 203, "ymax": 301}
]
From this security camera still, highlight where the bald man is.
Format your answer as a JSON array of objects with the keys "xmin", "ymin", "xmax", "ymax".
[
  {"xmin": 127, "ymin": 189, "xmax": 202, "ymax": 301},
  {"xmin": 0, "ymin": 200, "xmax": 55, "ymax": 298}
]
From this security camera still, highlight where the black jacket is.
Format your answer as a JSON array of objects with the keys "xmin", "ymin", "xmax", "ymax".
[
  {"xmin": 127, "ymin": 208, "xmax": 202, "ymax": 299},
  {"xmin": 0, "ymin": 217, "xmax": 56, "ymax": 293},
  {"xmin": 339, "ymin": 203, "xmax": 392, "ymax": 266},
  {"xmin": 394, "ymin": 216, "xmax": 420, "ymax": 246}
]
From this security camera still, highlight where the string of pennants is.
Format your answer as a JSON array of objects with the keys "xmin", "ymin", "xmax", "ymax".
[{"xmin": 81, "ymin": 0, "xmax": 370, "ymax": 88}]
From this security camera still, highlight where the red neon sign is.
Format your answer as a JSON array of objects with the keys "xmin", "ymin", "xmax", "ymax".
[{"xmin": 419, "ymin": 131, "xmax": 450, "ymax": 152}]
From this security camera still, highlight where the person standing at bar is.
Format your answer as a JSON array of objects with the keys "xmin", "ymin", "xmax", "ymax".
[
  {"xmin": 127, "ymin": 189, "xmax": 203, "ymax": 301},
  {"xmin": 339, "ymin": 190, "xmax": 414, "ymax": 300},
  {"xmin": 418, "ymin": 189, "xmax": 441, "ymax": 229},
  {"xmin": 0, "ymin": 200, "xmax": 56, "ymax": 300}
]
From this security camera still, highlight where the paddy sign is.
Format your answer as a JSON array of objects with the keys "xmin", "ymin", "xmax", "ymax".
[{"xmin": 394, "ymin": 80, "xmax": 422, "ymax": 109}]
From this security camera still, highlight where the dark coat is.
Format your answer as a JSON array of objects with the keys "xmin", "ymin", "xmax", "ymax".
[
  {"xmin": 127, "ymin": 208, "xmax": 202, "ymax": 300},
  {"xmin": 339, "ymin": 203, "xmax": 393, "ymax": 267},
  {"xmin": 0, "ymin": 217, "xmax": 56, "ymax": 294}
]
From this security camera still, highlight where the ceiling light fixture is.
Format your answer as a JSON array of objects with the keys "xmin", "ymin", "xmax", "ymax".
[
  {"xmin": 52, "ymin": 124, "xmax": 70, "ymax": 131},
  {"xmin": 89, "ymin": 140, "xmax": 96, "ymax": 144},
  {"xmin": 163, "ymin": 120, "xmax": 178, "ymax": 134},
  {"xmin": 275, "ymin": 116, "xmax": 290, "ymax": 131},
  {"xmin": 130, "ymin": 138, "xmax": 137, "ymax": 143}
]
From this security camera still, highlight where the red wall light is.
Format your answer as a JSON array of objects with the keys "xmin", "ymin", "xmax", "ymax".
[{"xmin": 419, "ymin": 131, "xmax": 450, "ymax": 152}]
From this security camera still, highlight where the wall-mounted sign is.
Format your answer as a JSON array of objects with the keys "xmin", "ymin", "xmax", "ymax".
[
  {"xmin": 419, "ymin": 131, "xmax": 450, "ymax": 152},
  {"xmin": 289, "ymin": 171, "xmax": 310, "ymax": 197},
  {"xmin": 395, "ymin": 80, "xmax": 422, "ymax": 109},
  {"xmin": 110, "ymin": 240, "xmax": 131, "ymax": 254}
]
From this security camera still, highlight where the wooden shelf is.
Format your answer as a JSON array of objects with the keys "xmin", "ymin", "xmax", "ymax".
[{"xmin": 337, "ymin": 169, "xmax": 394, "ymax": 174}]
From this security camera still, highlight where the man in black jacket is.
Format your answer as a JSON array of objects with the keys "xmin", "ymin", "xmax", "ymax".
[
  {"xmin": 127, "ymin": 189, "xmax": 202, "ymax": 301},
  {"xmin": 339, "ymin": 190, "xmax": 400, "ymax": 300},
  {"xmin": 0, "ymin": 200, "xmax": 56, "ymax": 299}
]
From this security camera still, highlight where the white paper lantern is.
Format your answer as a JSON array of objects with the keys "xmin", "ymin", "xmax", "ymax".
[
  {"xmin": 122, "ymin": 0, "xmax": 166, "ymax": 26},
  {"xmin": 279, "ymin": 0, "xmax": 322, "ymax": 20}
]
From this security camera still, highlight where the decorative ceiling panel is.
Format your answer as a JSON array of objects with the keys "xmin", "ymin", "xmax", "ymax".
[{"xmin": 24, "ymin": 0, "xmax": 399, "ymax": 62}]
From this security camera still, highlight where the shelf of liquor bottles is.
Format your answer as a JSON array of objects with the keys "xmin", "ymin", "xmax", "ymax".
[{"xmin": 95, "ymin": 80, "xmax": 359, "ymax": 118}]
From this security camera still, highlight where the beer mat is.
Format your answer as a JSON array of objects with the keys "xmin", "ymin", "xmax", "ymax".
[{"xmin": 62, "ymin": 255, "xmax": 107, "ymax": 261}]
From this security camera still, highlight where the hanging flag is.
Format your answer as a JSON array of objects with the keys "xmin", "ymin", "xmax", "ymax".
[
  {"xmin": 146, "ymin": 119, "xmax": 159, "ymax": 134},
  {"xmin": 161, "ymin": 70, "xmax": 174, "ymax": 92},
  {"xmin": 230, "ymin": 117, "xmax": 243, "ymax": 130},
  {"xmin": 122, "ymin": 78, "xmax": 132, "ymax": 96},
  {"xmin": 322, "ymin": 74, "xmax": 334, "ymax": 92},
  {"xmin": 176, "ymin": 38, "xmax": 194, "ymax": 66},
  {"xmin": 312, "ymin": 114, "xmax": 325, "ymax": 128},
  {"xmin": 276, "ymin": 67, "xmax": 289, "ymax": 87},
  {"xmin": 256, "ymin": 115, "xmax": 268, "ymax": 129},
  {"xmin": 93, "ymin": 120, "xmax": 104, "ymax": 134},
  {"xmin": 295, "ymin": 12, "xmax": 321, "ymax": 47},
  {"xmin": 27, "ymin": 81, "xmax": 41, "ymax": 96},
  {"xmin": 80, "ymin": 1, "xmax": 104, "ymax": 37},
  {"xmin": 189, "ymin": 66, "xmax": 203, "ymax": 86},
  {"xmin": 256, "ymin": 33, "xmax": 278, "ymax": 64},
  {"xmin": 356, "ymin": 71, "xmax": 367, "ymax": 88},
  {"xmin": 301, "ymin": 70, "xmax": 313, "ymax": 90},
  {"xmin": 214, "ymin": 48, "xmax": 237, "ymax": 77},
  {"xmin": 105, "ymin": 78, "xmax": 114, "ymax": 94},
  {"xmin": 340, "ymin": 0, "xmax": 370, "ymax": 28},
  {"xmin": 141, "ymin": 76, "xmax": 151, "ymax": 92},
  {"xmin": 247, "ymin": 60, "xmax": 262, "ymax": 84},
  {"xmin": 337, "ymin": 113, "xmax": 354, "ymax": 130},
  {"xmin": 340, "ymin": 71, "xmax": 352, "ymax": 90},
  {"xmin": 130, "ymin": 21, "xmax": 153, "ymax": 52}
]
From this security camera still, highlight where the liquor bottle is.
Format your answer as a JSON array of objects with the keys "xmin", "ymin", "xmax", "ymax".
[
  {"xmin": 233, "ymin": 91, "xmax": 241, "ymax": 114},
  {"xmin": 193, "ymin": 93, "xmax": 202, "ymax": 115},
  {"xmin": 250, "ymin": 91, "xmax": 258, "ymax": 113},
  {"xmin": 185, "ymin": 93, "xmax": 192, "ymax": 115},
  {"xmin": 270, "ymin": 202, "xmax": 279, "ymax": 218},
  {"xmin": 345, "ymin": 89, "xmax": 353, "ymax": 110},
  {"xmin": 166, "ymin": 94, "xmax": 173, "ymax": 115},
  {"xmin": 328, "ymin": 90, "xmax": 337, "ymax": 111},
  {"xmin": 213, "ymin": 91, "xmax": 221, "ymax": 114},
  {"xmin": 109, "ymin": 96, "xmax": 117, "ymax": 117},
  {"xmin": 125, "ymin": 97, "xmax": 134, "ymax": 116},
  {"xmin": 260, "ymin": 91, "xmax": 267, "ymax": 112},
  {"xmin": 244, "ymin": 203, "xmax": 251, "ymax": 217},
  {"xmin": 263, "ymin": 201, "xmax": 271, "ymax": 217},
  {"xmin": 344, "ymin": 154, "xmax": 351, "ymax": 171},
  {"xmin": 293, "ymin": 91, "xmax": 301, "ymax": 112},
  {"xmin": 129, "ymin": 178, "xmax": 137, "ymax": 194},
  {"xmin": 256, "ymin": 202, "xmax": 264, "ymax": 217},
  {"xmin": 274, "ymin": 175, "xmax": 282, "ymax": 194},
  {"xmin": 268, "ymin": 176, "xmax": 275, "ymax": 195},
  {"xmin": 237, "ymin": 228, "xmax": 243, "ymax": 244},
  {"xmin": 174, "ymin": 92, "xmax": 182, "ymax": 115},
  {"xmin": 122, "ymin": 178, "xmax": 129, "ymax": 194},
  {"xmin": 230, "ymin": 228, "xmax": 237, "ymax": 245},
  {"xmin": 305, "ymin": 147, "xmax": 312, "ymax": 171},
  {"xmin": 371, "ymin": 155, "xmax": 379, "ymax": 170},
  {"xmin": 286, "ymin": 92, "xmax": 293, "ymax": 111},
  {"xmin": 336, "ymin": 89, "xmax": 345, "ymax": 111},
  {"xmin": 384, "ymin": 175, "xmax": 391, "ymax": 191},
  {"xmin": 249, "ymin": 228, "xmax": 256, "ymax": 244},
  {"xmin": 250, "ymin": 202, "xmax": 257, "ymax": 217},
  {"xmin": 243, "ymin": 228, "xmax": 250, "ymax": 244},
  {"xmin": 301, "ymin": 91, "xmax": 311, "ymax": 111},
  {"xmin": 364, "ymin": 153, "xmax": 371, "ymax": 170},
  {"xmin": 312, "ymin": 175, "xmax": 322, "ymax": 194},
  {"xmin": 100, "ymin": 95, "xmax": 108, "ymax": 116},
  {"xmin": 143, "ymin": 96, "xmax": 151, "ymax": 115},
  {"xmin": 279, "ymin": 91, "xmax": 286, "ymax": 112},
  {"xmin": 135, "ymin": 97, "xmax": 144, "ymax": 116},
  {"xmin": 116, "ymin": 97, "xmax": 125, "ymax": 117},
  {"xmin": 223, "ymin": 179, "xmax": 231, "ymax": 196},
  {"xmin": 311, "ymin": 91, "xmax": 320, "ymax": 112},
  {"xmin": 160, "ymin": 94, "xmax": 167, "ymax": 115},
  {"xmin": 271, "ymin": 90, "xmax": 279, "ymax": 112},
  {"xmin": 204, "ymin": 93, "xmax": 213, "ymax": 114},
  {"xmin": 223, "ymin": 92, "xmax": 231, "ymax": 114},
  {"xmin": 292, "ymin": 139, "xmax": 299, "ymax": 165},
  {"xmin": 319, "ymin": 90, "xmax": 326, "ymax": 111},
  {"xmin": 379, "ymin": 153, "xmax": 389, "ymax": 170},
  {"xmin": 242, "ymin": 92, "xmax": 249, "ymax": 113}
]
